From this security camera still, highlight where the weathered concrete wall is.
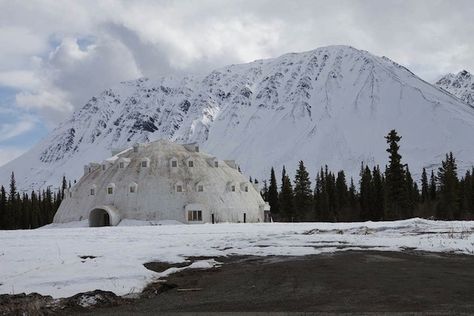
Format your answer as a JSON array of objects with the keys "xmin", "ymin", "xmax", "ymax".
[{"xmin": 54, "ymin": 140, "xmax": 265, "ymax": 225}]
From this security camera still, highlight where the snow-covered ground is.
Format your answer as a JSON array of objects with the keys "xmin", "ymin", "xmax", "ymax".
[{"xmin": 1, "ymin": 219, "xmax": 473, "ymax": 298}]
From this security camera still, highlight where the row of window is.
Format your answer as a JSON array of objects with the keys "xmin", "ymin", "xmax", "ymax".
[{"xmin": 90, "ymin": 182, "xmax": 249, "ymax": 195}]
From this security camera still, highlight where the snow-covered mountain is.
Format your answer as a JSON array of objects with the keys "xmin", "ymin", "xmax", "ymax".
[
  {"xmin": 435, "ymin": 70, "xmax": 474, "ymax": 106},
  {"xmin": 2, "ymin": 45, "xmax": 474, "ymax": 190}
]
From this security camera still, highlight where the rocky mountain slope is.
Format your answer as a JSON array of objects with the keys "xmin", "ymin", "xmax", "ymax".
[
  {"xmin": 2, "ymin": 45, "xmax": 474, "ymax": 190},
  {"xmin": 436, "ymin": 70, "xmax": 474, "ymax": 106}
]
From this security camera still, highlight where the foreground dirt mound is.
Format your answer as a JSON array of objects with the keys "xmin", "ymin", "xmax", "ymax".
[{"xmin": 0, "ymin": 290, "xmax": 128, "ymax": 315}]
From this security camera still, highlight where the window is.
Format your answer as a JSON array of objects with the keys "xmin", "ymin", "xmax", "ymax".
[
  {"xmin": 141, "ymin": 161, "xmax": 148, "ymax": 168},
  {"xmin": 176, "ymin": 185, "xmax": 183, "ymax": 192},
  {"xmin": 102, "ymin": 165, "xmax": 106, "ymax": 170},
  {"xmin": 107, "ymin": 187, "xmax": 113, "ymax": 195},
  {"xmin": 231, "ymin": 185, "xmax": 236, "ymax": 192},
  {"xmin": 119, "ymin": 162, "xmax": 124, "ymax": 168},
  {"xmin": 214, "ymin": 161, "xmax": 218, "ymax": 167},
  {"xmin": 130, "ymin": 185, "xmax": 136, "ymax": 193},
  {"xmin": 187, "ymin": 210, "xmax": 202, "ymax": 221},
  {"xmin": 90, "ymin": 188, "xmax": 95, "ymax": 196},
  {"xmin": 245, "ymin": 186, "xmax": 249, "ymax": 192},
  {"xmin": 171, "ymin": 160, "xmax": 178, "ymax": 167},
  {"xmin": 197, "ymin": 185, "xmax": 204, "ymax": 192},
  {"xmin": 188, "ymin": 160, "xmax": 194, "ymax": 167}
]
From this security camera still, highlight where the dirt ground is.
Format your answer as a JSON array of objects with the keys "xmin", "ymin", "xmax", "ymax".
[{"xmin": 70, "ymin": 250, "xmax": 474, "ymax": 315}]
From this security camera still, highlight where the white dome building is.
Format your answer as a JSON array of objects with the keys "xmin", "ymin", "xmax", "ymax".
[{"xmin": 53, "ymin": 140, "xmax": 269, "ymax": 226}]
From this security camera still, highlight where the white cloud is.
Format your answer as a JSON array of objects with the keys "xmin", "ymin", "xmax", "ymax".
[
  {"xmin": 0, "ymin": 116, "xmax": 36, "ymax": 142},
  {"xmin": 0, "ymin": 0, "xmax": 473, "ymax": 127}
]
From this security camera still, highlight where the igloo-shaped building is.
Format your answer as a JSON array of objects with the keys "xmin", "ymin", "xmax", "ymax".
[{"xmin": 53, "ymin": 140, "xmax": 269, "ymax": 226}]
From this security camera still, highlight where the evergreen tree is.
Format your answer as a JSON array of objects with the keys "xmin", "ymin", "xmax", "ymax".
[
  {"xmin": 405, "ymin": 166, "xmax": 416, "ymax": 218},
  {"xmin": 0, "ymin": 186, "xmax": 6, "ymax": 229},
  {"xmin": 348, "ymin": 177, "xmax": 358, "ymax": 216},
  {"xmin": 267, "ymin": 168, "xmax": 279, "ymax": 217},
  {"xmin": 335, "ymin": 170, "xmax": 348, "ymax": 220},
  {"xmin": 421, "ymin": 168, "xmax": 429, "ymax": 203},
  {"xmin": 293, "ymin": 161, "xmax": 312, "ymax": 221},
  {"xmin": 261, "ymin": 180, "xmax": 269, "ymax": 201},
  {"xmin": 371, "ymin": 166, "xmax": 385, "ymax": 220},
  {"xmin": 436, "ymin": 152, "xmax": 459, "ymax": 219},
  {"xmin": 359, "ymin": 164, "xmax": 372, "ymax": 220},
  {"xmin": 429, "ymin": 170, "xmax": 437, "ymax": 201},
  {"xmin": 279, "ymin": 166, "xmax": 294, "ymax": 221},
  {"xmin": 384, "ymin": 130, "xmax": 408, "ymax": 219}
]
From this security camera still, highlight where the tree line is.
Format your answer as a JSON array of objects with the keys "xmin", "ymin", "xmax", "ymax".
[
  {"xmin": 261, "ymin": 130, "xmax": 474, "ymax": 222},
  {"xmin": 0, "ymin": 173, "xmax": 68, "ymax": 229}
]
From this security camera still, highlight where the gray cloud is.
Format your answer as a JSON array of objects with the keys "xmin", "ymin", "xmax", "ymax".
[{"xmin": 0, "ymin": 0, "xmax": 473, "ymax": 124}]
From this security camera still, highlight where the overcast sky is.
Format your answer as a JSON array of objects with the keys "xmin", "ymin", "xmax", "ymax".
[{"xmin": 0, "ymin": 0, "xmax": 473, "ymax": 166}]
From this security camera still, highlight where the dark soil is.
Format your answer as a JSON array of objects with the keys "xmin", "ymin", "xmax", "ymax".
[
  {"xmin": 80, "ymin": 250, "xmax": 474, "ymax": 315},
  {"xmin": 4, "ymin": 251, "xmax": 474, "ymax": 315}
]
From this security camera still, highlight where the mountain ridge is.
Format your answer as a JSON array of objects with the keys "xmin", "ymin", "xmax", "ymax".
[{"xmin": 2, "ymin": 45, "xmax": 474, "ymax": 190}]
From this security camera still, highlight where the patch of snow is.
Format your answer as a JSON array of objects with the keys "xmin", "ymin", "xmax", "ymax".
[{"xmin": 0, "ymin": 219, "xmax": 473, "ymax": 299}]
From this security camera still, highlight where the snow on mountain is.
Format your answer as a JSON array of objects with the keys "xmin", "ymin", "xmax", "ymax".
[
  {"xmin": 436, "ymin": 70, "xmax": 474, "ymax": 106},
  {"xmin": 2, "ymin": 45, "xmax": 474, "ymax": 190}
]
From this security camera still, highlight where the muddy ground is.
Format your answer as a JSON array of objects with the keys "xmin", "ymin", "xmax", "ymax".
[{"xmin": 67, "ymin": 250, "xmax": 474, "ymax": 315}]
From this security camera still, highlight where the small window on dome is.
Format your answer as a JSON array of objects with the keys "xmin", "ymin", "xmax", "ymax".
[
  {"xmin": 130, "ymin": 186, "xmax": 135, "ymax": 193},
  {"xmin": 231, "ymin": 185, "xmax": 236, "ymax": 192},
  {"xmin": 90, "ymin": 188, "xmax": 95, "ymax": 196},
  {"xmin": 197, "ymin": 185, "xmax": 204, "ymax": 192},
  {"xmin": 214, "ymin": 161, "xmax": 219, "ymax": 167},
  {"xmin": 171, "ymin": 160, "xmax": 178, "ymax": 167},
  {"xmin": 188, "ymin": 160, "xmax": 194, "ymax": 167},
  {"xmin": 141, "ymin": 161, "xmax": 147, "ymax": 168},
  {"xmin": 245, "ymin": 186, "xmax": 249, "ymax": 192},
  {"xmin": 176, "ymin": 185, "xmax": 183, "ymax": 192},
  {"xmin": 119, "ymin": 162, "xmax": 125, "ymax": 168},
  {"xmin": 107, "ymin": 187, "xmax": 113, "ymax": 195}
]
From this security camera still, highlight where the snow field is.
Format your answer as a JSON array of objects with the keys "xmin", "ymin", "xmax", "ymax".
[{"xmin": 0, "ymin": 218, "xmax": 473, "ymax": 298}]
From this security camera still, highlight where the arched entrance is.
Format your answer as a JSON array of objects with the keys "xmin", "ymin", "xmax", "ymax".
[
  {"xmin": 88, "ymin": 205, "xmax": 121, "ymax": 227},
  {"xmin": 89, "ymin": 208, "xmax": 110, "ymax": 227}
]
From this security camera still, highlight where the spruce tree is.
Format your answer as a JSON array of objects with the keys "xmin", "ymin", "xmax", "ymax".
[
  {"xmin": 335, "ymin": 170, "xmax": 348, "ymax": 220},
  {"xmin": 429, "ymin": 170, "xmax": 437, "ymax": 201},
  {"xmin": 359, "ymin": 164, "xmax": 372, "ymax": 221},
  {"xmin": 405, "ymin": 166, "xmax": 416, "ymax": 218},
  {"xmin": 436, "ymin": 152, "xmax": 459, "ymax": 219},
  {"xmin": 267, "ymin": 168, "xmax": 279, "ymax": 217},
  {"xmin": 348, "ymin": 178, "xmax": 358, "ymax": 218},
  {"xmin": 0, "ymin": 186, "xmax": 6, "ymax": 229},
  {"xmin": 279, "ymin": 166, "xmax": 294, "ymax": 221},
  {"xmin": 371, "ymin": 166, "xmax": 385, "ymax": 220},
  {"xmin": 384, "ymin": 130, "xmax": 408, "ymax": 219},
  {"xmin": 293, "ymin": 161, "xmax": 312, "ymax": 221},
  {"xmin": 421, "ymin": 168, "xmax": 429, "ymax": 203}
]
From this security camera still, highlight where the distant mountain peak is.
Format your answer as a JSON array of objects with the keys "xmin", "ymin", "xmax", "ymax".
[{"xmin": 436, "ymin": 70, "xmax": 474, "ymax": 106}]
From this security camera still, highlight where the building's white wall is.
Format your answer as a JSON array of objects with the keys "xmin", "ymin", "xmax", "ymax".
[{"xmin": 54, "ymin": 140, "xmax": 265, "ymax": 225}]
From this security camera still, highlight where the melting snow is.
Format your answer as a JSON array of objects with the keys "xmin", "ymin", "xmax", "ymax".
[{"xmin": 0, "ymin": 218, "xmax": 473, "ymax": 298}]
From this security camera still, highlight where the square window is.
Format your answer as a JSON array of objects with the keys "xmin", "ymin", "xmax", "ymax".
[
  {"xmin": 171, "ymin": 160, "xmax": 177, "ymax": 167},
  {"xmin": 176, "ymin": 185, "xmax": 183, "ymax": 192},
  {"xmin": 197, "ymin": 185, "xmax": 203, "ymax": 192},
  {"xmin": 141, "ymin": 161, "xmax": 147, "ymax": 167},
  {"xmin": 188, "ymin": 160, "xmax": 194, "ymax": 167},
  {"xmin": 188, "ymin": 210, "xmax": 202, "ymax": 221}
]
